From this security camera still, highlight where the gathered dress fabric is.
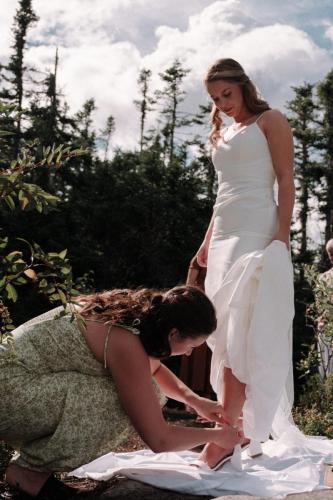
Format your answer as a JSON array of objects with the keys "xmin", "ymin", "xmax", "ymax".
[{"xmin": 0, "ymin": 308, "xmax": 137, "ymax": 472}]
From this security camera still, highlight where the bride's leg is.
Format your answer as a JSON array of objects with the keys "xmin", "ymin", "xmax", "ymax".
[
  {"xmin": 200, "ymin": 367, "xmax": 246, "ymax": 468},
  {"xmin": 222, "ymin": 367, "xmax": 246, "ymax": 426}
]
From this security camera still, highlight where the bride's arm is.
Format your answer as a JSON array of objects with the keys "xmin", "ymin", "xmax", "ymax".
[
  {"xmin": 262, "ymin": 109, "xmax": 295, "ymax": 248},
  {"xmin": 196, "ymin": 211, "xmax": 215, "ymax": 267}
]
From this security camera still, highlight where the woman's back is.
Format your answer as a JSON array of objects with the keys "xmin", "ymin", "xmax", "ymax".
[{"xmin": 1, "ymin": 311, "xmax": 106, "ymax": 377}]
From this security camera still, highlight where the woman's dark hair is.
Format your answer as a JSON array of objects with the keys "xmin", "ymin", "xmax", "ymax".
[{"xmin": 76, "ymin": 285, "xmax": 217, "ymax": 358}]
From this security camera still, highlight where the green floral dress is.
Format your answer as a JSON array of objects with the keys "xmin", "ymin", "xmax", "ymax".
[{"xmin": 0, "ymin": 308, "xmax": 164, "ymax": 472}]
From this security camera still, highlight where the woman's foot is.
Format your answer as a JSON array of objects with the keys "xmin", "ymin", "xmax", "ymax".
[
  {"xmin": 199, "ymin": 441, "xmax": 233, "ymax": 469},
  {"xmin": 5, "ymin": 464, "xmax": 50, "ymax": 497},
  {"xmin": 199, "ymin": 437, "xmax": 250, "ymax": 470}
]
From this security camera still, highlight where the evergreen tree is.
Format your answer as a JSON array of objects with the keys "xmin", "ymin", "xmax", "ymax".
[
  {"xmin": 286, "ymin": 83, "xmax": 321, "ymax": 279},
  {"xmin": 100, "ymin": 115, "xmax": 115, "ymax": 161},
  {"xmin": 134, "ymin": 68, "xmax": 154, "ymax": 152},
  {"xmin": 317, "ymin": 70, "xmax": 333, "ymax": 245},
  {"xmin": 0, "ymin": 0, "xmax": 38, "ymax": 155},
  {"xmin": 155, "ymin": 59, "xmax": 190, "ymax": 163},
  {"xmin": 75, "ymin": 98, "xmax": 97, "ymax": 152}
]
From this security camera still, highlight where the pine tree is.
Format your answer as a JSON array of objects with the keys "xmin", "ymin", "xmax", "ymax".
[
  {"xmin": 286, "ymin": 83, "xmax": 321, "ymax": 278},
  {"xmin": 155, "ymin": 59, "xmax": 190, "ymax": 163},
  {"xmin": 75, "ymin": 98, "xmax": 96, "ymax": 151},
  {"xmin": 317, "ymin": 71, "xmax": 333, "ymax": 244},
  {"xmin": 134, "ymin": 68, "xmax": 155, "ymax": 152},
  {"xmin": 100, "ymin": 115, "xmax": 115, "ymax": 161},
  {"xmin": 0, "ymin": 0, "xmax": 38, "ymax": 154}
]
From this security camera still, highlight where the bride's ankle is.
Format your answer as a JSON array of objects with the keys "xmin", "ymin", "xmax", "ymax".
[{"xmin": 199, "ymin": 442, "xmax": 233, "ymax": 468}]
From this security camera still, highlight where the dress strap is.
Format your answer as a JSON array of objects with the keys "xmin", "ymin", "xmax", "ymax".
[
  {"xmin": 255, "ymin": 111, "xmax": 267, "ymax": 123},
  {"xmin": 103, "ymin": 323, "xmax": 113, "ymax": 369},
  {"xmin": 103, "ymin": 322, "xmax": 140, "ymax": 369}
]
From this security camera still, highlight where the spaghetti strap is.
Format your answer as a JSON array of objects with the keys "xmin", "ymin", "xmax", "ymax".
[
  {"xmin": 255, "ymin": 111, "xmax": 267, "ymax": 123},
  {"xmin": 103, "ymin": 324, "xmax": 113, "ymax": 369},
  {"xmin": 103, "ymin": 322, "xmax": 140, "ymax": 369}
]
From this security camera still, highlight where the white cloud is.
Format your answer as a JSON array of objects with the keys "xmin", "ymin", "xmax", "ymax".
[
  {"xmin": 0, "ymin": 0, "xmax": 332, "ymax": 153},
  {"xmin": 323, "ymin": 21, "xmax": 333, "ymax": 42}
]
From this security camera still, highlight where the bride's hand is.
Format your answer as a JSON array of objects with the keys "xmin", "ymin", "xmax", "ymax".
[
  {"xmin": 271, "ymin": 229, "xmax": 290, "ymax": 250},
  {"xmin": 196, "ymin": 241, "xmax": 209, "ymax": 267}
]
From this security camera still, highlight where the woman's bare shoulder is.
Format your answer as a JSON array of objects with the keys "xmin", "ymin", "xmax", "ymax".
[
  {"xmin": 260, "ymin": 109, "xmax": 291, "ymax": 135},
  {"xmin": 261, "ymin": 109, "xmax": 289, "ymax": 125}
]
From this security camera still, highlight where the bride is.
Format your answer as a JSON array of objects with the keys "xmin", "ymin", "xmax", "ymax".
[{"xmin": 195, "ymin": 57, "xmax": 332, "ymax": 470}]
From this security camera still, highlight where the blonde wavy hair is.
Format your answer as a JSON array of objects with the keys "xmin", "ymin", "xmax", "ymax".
[{"xmin": 204, "ymin": 58, "xmax": 270, "ymax": 146}]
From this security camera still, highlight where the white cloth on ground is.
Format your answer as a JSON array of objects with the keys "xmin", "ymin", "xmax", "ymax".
[{"xmin": 70, "ymin": 439, "xmax": 333, "ymax": 498}]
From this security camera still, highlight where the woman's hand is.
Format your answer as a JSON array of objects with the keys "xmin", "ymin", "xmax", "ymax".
[
  {"xmin": 191, "ymin": 396, "xmax": 226, "ymax": 424},
  {"xmin": 271, "ymin": 229, "xmax": 290, "ymax": 250},
  {"xmin": 196, "ymin": 241, "xmax": 209, "ymax": 267}
]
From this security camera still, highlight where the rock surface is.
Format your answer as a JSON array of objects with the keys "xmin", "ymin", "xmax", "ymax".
[{"xmin": 73, "ymin": 477, "xmax": 333, "ymax": 500}]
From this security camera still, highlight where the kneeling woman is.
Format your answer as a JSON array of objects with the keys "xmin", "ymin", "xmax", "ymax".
[{"xmin": 0, "ymin": 285, "xmax": 241, "ymax": 497}]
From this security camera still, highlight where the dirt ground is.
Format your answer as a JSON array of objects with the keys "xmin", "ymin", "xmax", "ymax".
[{"xmin": 0, "ymin": 408, "xmax": 213, "ymax": 499}]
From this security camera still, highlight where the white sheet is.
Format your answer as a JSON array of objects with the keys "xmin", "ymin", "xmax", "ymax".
[{"xmin": 70, "ymin": 437, "xmax": 333, "ymax": 498}]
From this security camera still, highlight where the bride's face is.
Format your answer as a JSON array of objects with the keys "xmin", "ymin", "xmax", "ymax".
[
  {"xmin": 207, "ymin": 79, "xmax": 244, "ymax": 118},
  {"xmin": 168, "ymin": 329, "xmax": 208, "ymax": 356}
]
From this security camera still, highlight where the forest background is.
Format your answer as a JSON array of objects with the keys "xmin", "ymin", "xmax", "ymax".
[{"xmin": 1, "ymin": 0, "xmax": 333, "ymax": 438}]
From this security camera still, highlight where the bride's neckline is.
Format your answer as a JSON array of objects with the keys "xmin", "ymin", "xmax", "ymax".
[{"xmin": 222, "ymin": 116, "xmax": 262, "ymax": 144}]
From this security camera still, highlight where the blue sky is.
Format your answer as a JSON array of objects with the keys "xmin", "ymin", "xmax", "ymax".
[{"xmin": 1, "ymin": 0, "xmax": 332, "ymax": 152}]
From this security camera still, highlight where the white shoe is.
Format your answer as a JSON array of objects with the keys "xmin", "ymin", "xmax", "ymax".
[{"xmin": 248, "ymin": 440, "xmax": 263, "ymax": 458}]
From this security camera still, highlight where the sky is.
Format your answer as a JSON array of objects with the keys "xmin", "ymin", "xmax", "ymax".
[
  {"xmin": 1, "ymin": 0, "xmax": 332, "ymax": 242},
  {"xmin": 1, "ymin": 0, "xmax": 332, "ymax": 149}
]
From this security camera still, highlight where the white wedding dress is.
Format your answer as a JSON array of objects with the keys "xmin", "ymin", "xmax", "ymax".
[
  {"xmin": 205, "ymin": 114, "xmax": 333, "ymax": 457},
  {"xmin": 206, "ymin": 114, "xmax": 284, "ymax": 441}
]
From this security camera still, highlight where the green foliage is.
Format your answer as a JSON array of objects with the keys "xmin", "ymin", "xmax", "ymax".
[
  {"xmin": 293, "ymin": 265, "xmax": 333, "ymax": 437},
  {"xmin": 0, "ymin": 102, "xmax": 87, "ymax": 339},
  {"xmin": 293, "ymin": 406, "xmax": 333, "ymax": 437},
  {"xmin": 297, "ymin": 264, "xmax": 333, "ymax": 378},
  {"xmin": 294, "ymin": 374, "xmax": 333, "ymax": 437}
]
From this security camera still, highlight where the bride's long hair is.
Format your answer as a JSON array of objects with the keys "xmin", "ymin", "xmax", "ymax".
[{"xmin": 204, "ymin": 58, "xmax": 270, "ymax": 146}]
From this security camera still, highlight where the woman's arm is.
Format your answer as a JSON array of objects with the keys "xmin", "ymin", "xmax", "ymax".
[
  {"xmin": 196, "ymin": 211, "xmax": 215, "ymax": 267},
  {"xmin": 153, "ymin": 363, "xmax": 224, "ymax": 422},
  {"xmin": 107, "ymin": 329, "xmax": 240, "ymax": 452},
  {"xmin": 261, "ymin": 109, "xmax": 295, "ymax": 248}
]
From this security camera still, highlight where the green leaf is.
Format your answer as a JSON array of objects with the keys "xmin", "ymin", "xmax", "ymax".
[
  {"xmin": 20, "ymin": 197, "xmax": 29, "ymax": 210},
  {"xmin": 5, "ymin": 195, "xmax": 15, "ymax": 210},
  {"xmin": 58, "ymin": 249, "xmax": 67, "ymax": 259},
  {"xmin": 13, "ymin": 276, "xmax": 27, "ymax": 285},
  {"xmin": 58, "ymin": 289, "xmax": 67, "ymax": 305},
  {"xmin": 35, "ymin": 202, "xmax": 43, "ymax": 213},
  {"xmin": 47, "ymin": 152, "xmax": 54, "ymax": 165},
  {"xmin": 49, "ymin": 293, "xmax": 59, "ymax": 302},
  {"xmin": 39, "ymin": 279, "xmax": 48, "ymax": 288},
  {"xmin": 6, "ymin": 283, "xmax": 18, "ymax": 302},
  {"xmin": 6, "ymin": 251, "xmax": 22, "ymax": 261},
  {"xmin": 0, "ymin": 237, "xmax": 8, "ymax": 249}
]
